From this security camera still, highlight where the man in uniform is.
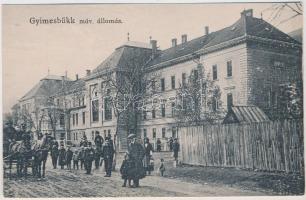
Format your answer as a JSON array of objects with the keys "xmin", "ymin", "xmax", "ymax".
[
  {"xmin": 84, "ymin": 142, "xmax": 95, "ymax": 174},
  {"xmin": 102, "ymin": 137, "xmax": 114, "ymax": 177},
  {"xmin": 51, "ymin": 144, "xmax": 59, "ymax": 169}
]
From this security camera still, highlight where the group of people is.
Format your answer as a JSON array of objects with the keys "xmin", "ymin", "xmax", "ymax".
[{"xmin": 50, "ymin": 132, "xmax": 115, "ymax": 176}]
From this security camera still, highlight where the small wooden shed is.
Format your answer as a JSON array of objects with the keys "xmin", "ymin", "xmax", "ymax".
[{"xmin": 223, "ymin": 105, "xmax": 270, "ymax": 124}]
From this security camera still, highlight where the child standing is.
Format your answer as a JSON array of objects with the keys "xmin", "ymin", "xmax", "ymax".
[
  {"xmin": 159, "ymin": 158, "xmax": 166, "ymax": 176},
  {"xmin": 73, "ymin": 150, "xmax": 80, "ymax": 170},
  {"xmin": 120, "ymin": 152, "xmax": 134, "ymax": 187}
]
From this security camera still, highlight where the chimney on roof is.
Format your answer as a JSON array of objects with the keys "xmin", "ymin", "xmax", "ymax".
[
  {"xmin": 181, "ymin": 34, "xmax": 187, "ymax": 44},
  {"xmin": 86, "ymin": 70, "xmax": 91, "ymax": 76},
  {"xmin": 76, "ymin": 74, "xmax": 79, "ymax": 80},
  {"xmin": 205, "ymin": 26, "xmax": 209, "ymax": 35},
  {"xmin": 171, "ymin": 38, "xmax": 177, "ymax": 47},
  {"xmin": 151, "ymin": 40, "xmax": 157, "ymax": 58},
  {"xmin": 241, "ymin": 9, "xmax": 253, "ymax": 18}
]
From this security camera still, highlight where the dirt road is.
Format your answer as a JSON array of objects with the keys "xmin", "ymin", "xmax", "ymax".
[{"xmin": 3, "ymin": 158, "xmax": 268, "ymax": 197}]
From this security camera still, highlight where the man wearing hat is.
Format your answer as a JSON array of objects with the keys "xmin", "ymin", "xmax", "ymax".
[
  {"xmin": 172, "ymin": 138, "xmax": 180, "ymax": 165},
  {"xmin": 127, "ymin": 133, "xmax": 145, "ymax": 187},
  {"xmin": 94, "ymin": 131, "xmax": 104, "ymax": 149},
  {"xmin": 102, "ymin": 137, "xmax": 115, "ymax": 177},
  {"xmin": 84, "ymin": 142, "xmax": 95, "ymax": 174}
]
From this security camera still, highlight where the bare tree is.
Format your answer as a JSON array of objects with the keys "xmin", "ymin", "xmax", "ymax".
[
  {"xmin": 95, "ymin": 52, "xmax": 158, "ymax": 169},
  {"xmin": 175, "ymin": 63, "xmax": 225, "ymax": 126},
  {"xmin": 263, "ymin": 3, "xmax": 303, "ymax": 26}
]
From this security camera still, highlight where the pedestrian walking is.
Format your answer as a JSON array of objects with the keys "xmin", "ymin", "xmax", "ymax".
[
  {"xmin": 58, "ymin": 145, "xmax": 66, "ymax": 169},
  {"xmin": 73, "ymin": 150, "xmax": 80, "ymax": 170},
  {"xmin": 79, "ymin": 146, "xmax": 85, "ymax": 170},
  {"xmin": 120, "ymin": 152, "xmax": 135, "ymax": 187},
  {"xmin": 66, "ymin": 146, "xmax": 73, "ymax": 170},
  {"xmin": 159, "ymin": 158, "xmax": 166, "ymax": 176},
  {"xmin": 84, "ymin": 142, "xmax": 95, "ymax": 174},
  {"xmin": 143, "ymin": 137, "xmax": 153, "ymax": 175},
  {"xmin": 127, "ymin": 133, "xmax": 145, "ymax": 188},
  {"xmin": 102, "ymin": 137, "xmax": 115, "ymax": 177},
  {"xmin": 51, "ymin": 144, "xmax": 59, "ymax": 169},
  {"xmin": 172, "ymin": 138, "xmax": 180, "ymax": 166}
]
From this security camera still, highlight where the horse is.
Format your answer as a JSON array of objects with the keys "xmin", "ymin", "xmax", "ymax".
[
  {"xmin": 7, "ymin": 140, "xmax": 32, "ymax": 178},
  {"xmin": 31, "ymin": 134, "xmax": 52, "ymax": 178}
]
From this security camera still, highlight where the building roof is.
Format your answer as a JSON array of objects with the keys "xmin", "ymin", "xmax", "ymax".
[
  {"xmin": 91, "ymin": 41, "xmax": 153, "ymax": 76},
  {"xmin": 147, "ymin": 10, "xmax": 300, "ymax": 67},
  {"xmin": 64, "ymin": 78, "xmax": 86, "ymax": 95},
  {"xmin": 20, "ymin": 75, "xmax": 68, "ymax": 101},
  {"xmin": 223, "ymin": 105, "xmax": 270, "ymax": 124},
  {"xmin": 20, "ymin": 75, "xmax": 73, "ymax": 101}
]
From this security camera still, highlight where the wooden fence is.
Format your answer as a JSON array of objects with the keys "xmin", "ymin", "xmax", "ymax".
[{"xmin": 179, "ymin": 119, "xmax": 304, "ymax": 173}]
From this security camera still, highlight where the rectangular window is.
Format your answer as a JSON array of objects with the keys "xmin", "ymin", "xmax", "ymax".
[
  {"xmin": 76, "ymin": 113, "xmax": 78, "ymax": 125},
  {"xmin": 182, "ymin": 73, "xmax": 186, "ymax": 87},
  {"xmin": 82, "ymin": 112, "xmax": 85, "ymax": 124},
  {"xmin": 172, "ymin": 127, "xmax": 177, "ymax": 138},
  {"xmin": 227, "ymin": 61, "xmax": 232, "ymax": 77},
  {"xmin": 92, "ymin": 100, "xmax": 99, "ymax": 122},
  {"xmin": 60, "ymin": 114, "xmax": 65, "ymax": 127},
  {"xmin": 171, "ymin": 76, "xmax": 175, "ymax": 89},
  {"xmin": 227, "ymin": 93, "xmax": 233, "ymax": 110},
  {"xmin": 76, "ymin": 132, "xmax": 78, "ymax": 141},
  {"xmin": 104, "ymin": 97, "xmax": 112, "ymax": 120},
  {"xmin": 152, "ymin": 109, "xmax": 156, "ymax": 119},
  {"xmin": 212, "ymin": 98, "xmax": 218, "ymax": 112},
  {"xmin": 152, "ymin": 79, "xmax": 156, "ymax": 92},
  {"xmin": 57, "ymin": 99, "xmax": 60, "ymax": 106},
  {"xmin": 92, "ymin": 131, "xmax": 94, "ymax": 140},
  {"xmin": 60, "ymin": 133, "xmax": 65, "ymax": 140},
  {"xmin": 162, "ymin": 128, "xmax": 166, "ymax": 138},
  {"xmin": 171, "ymin": 102, "xmax": 176, "ymax": 117},
  {"xmin": 72, "ymin": 114, "xmax": 75, "ymax": 126},
  {"xmin": 153, "ymin": 128, "xmax": 156, "ymax": 139},
  {"xmin": 161, "ymin": 104, "xmax": 166, "ymax": 117},
  {"xmin": 82, "ymin": 97, "xmax": 85, "ymax": 106},
  {"xmin": 213, "ymin": 65, "xmax": 217, "ymax": 80},
  {"xmin": 143, "ymin": 129, "xmax": 147, "ymax": 139},
  {"xmin": 108, "ymin": 130, "xmax": 111, "ymax": 135},
  {"xmin": 143, "ymin": 107, "xmax": 147, "ymax": 120},
  {"xmin": 161, "ymin": 78, "xmax": 165, "ymax": 92}
]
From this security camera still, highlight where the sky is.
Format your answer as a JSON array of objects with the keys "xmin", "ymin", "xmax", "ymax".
[{"xmin": 2, "ymin": 3, "xmax": 303, "ymax": 113}]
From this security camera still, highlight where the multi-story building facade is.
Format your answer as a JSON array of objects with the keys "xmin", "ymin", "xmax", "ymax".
[{"xmin": 14, "ymin": 9, "xmax": 302, "ymax": 150}]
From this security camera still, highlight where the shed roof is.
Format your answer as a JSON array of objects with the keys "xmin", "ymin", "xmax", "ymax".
[{"xmin": 223, "ymin": 105, "xmax": 270, "ymax": 124}]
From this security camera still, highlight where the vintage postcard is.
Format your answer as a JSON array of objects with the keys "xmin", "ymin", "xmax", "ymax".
[{"xmin": 1, "ymin": 1, "xmax": 304, "ymax": 198}]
